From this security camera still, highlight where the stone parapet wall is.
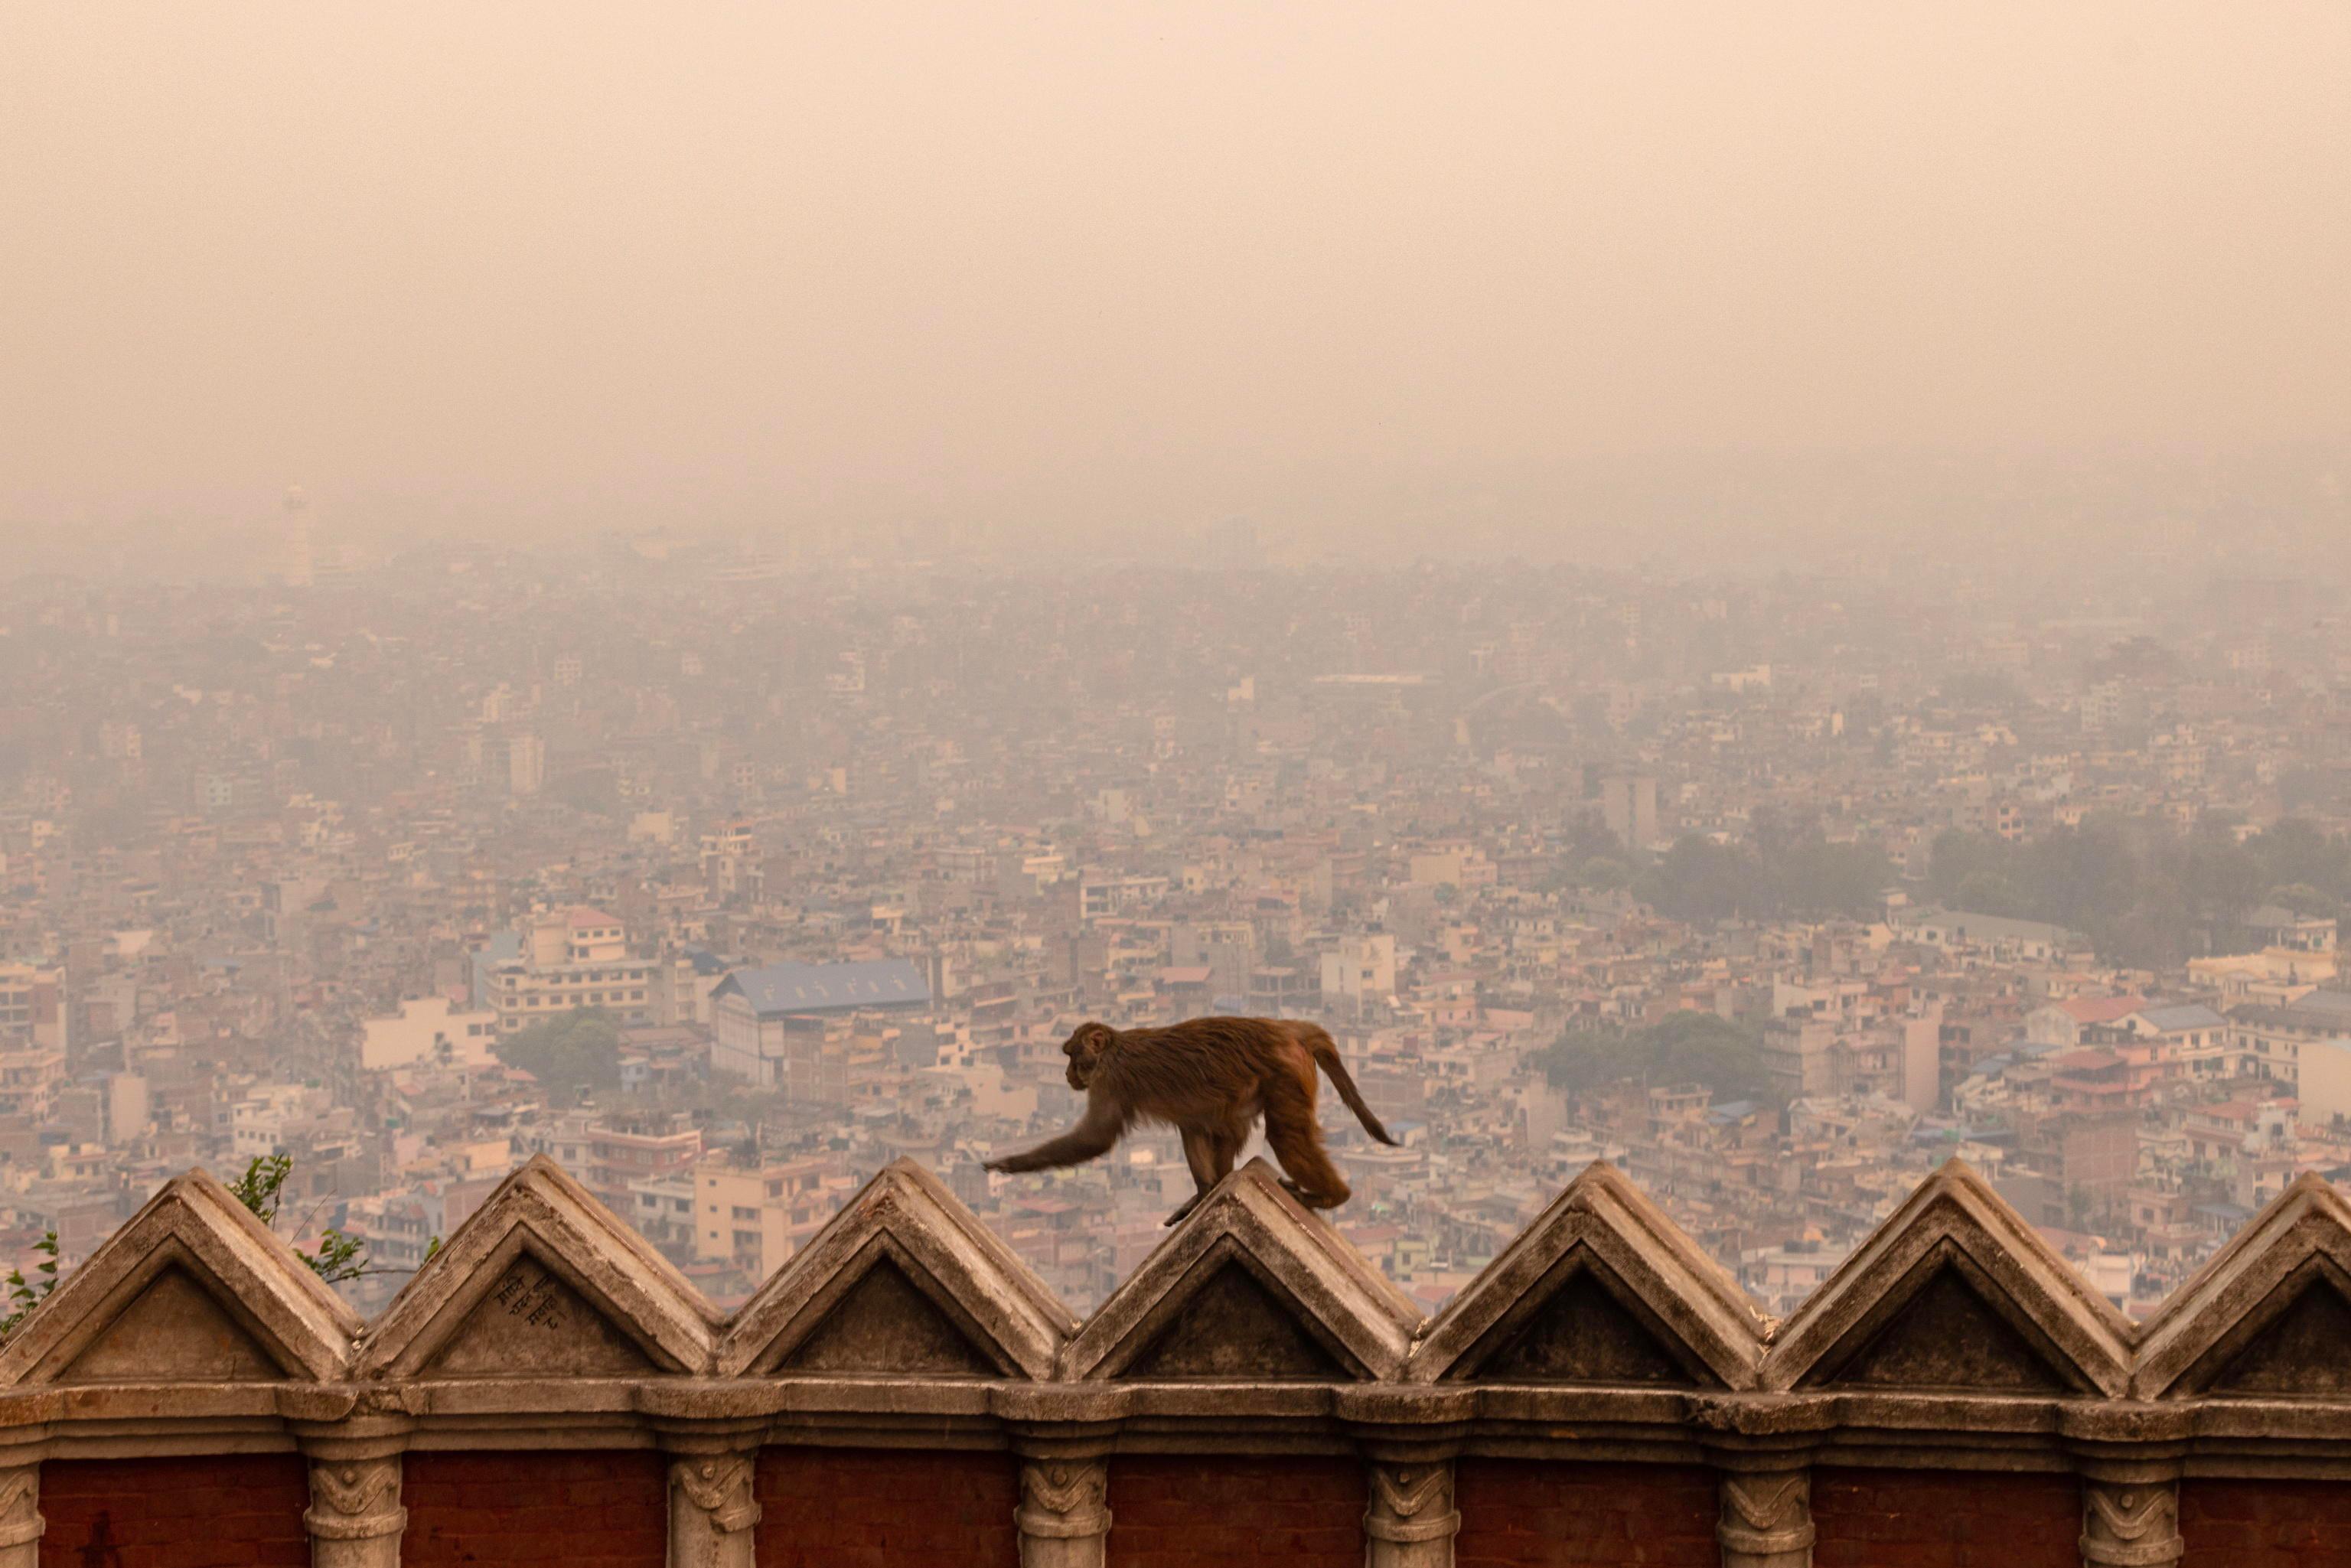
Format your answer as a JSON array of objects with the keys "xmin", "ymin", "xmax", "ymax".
[{"xmin": 4, "ymin": 1153, "xmax": 2351, "ymax": 1565}]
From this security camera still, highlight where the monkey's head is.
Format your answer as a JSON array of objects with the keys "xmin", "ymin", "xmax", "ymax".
[{"xmin": 1060, "ymin": 1021, "xmax": 1115, "ymax": 1090}]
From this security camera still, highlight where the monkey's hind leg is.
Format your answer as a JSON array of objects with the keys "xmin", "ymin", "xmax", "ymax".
[
  {"xmin": 1165, "ymin": 1126, "xmax": 1219, "ymax": 1226},
  {"xmin": 1263, "ymin": 1086, "xmax": 1352, "ymax": 1210}
]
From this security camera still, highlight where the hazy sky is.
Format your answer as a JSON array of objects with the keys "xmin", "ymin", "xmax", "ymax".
[{"xmin": 4, "ymin": 3, "xmax": 2348, "ymax": 546}]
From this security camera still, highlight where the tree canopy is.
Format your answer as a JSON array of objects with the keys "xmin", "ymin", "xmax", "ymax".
[
  {"xmin": 1636, "ymin": 812, "xmax": 1891, "ymax": 924},
  {"xmin": 493, "ymin": 1008, "xmax": 624, "ymax": 1097},
  {"xmin": 1535, "ymin": 1012, "xmax": 1775, "ymax": 1105},
  {"xmin": 1924, "ymin": 816, "xmax": 2351, "ymax": 970}
]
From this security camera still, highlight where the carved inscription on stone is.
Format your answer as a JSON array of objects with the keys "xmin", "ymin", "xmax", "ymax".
[{"xmin": 426, "ymin": 1256, "xmax": 655, "ymax": 1377}]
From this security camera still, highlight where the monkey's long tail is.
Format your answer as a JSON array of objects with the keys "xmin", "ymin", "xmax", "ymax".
[{"xmin": 1303, "ymin": 1025, "xmax": 1400, "ymax": 1146}]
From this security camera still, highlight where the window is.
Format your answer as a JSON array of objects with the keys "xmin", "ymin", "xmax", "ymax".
[{"xmin": 732, "ymin": 1205, "xmax": 758, "ymax": 1221}]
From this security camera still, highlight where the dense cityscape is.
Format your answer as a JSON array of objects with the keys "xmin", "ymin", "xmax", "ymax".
[{"xmin": 6, "ymin": 516, "xmax": 2351, "ymax": 1324}]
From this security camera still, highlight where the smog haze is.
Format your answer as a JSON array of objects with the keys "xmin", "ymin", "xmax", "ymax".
[{"xmin": 5, "ymin": 2, "xmax": 2349, "ymax": 569}]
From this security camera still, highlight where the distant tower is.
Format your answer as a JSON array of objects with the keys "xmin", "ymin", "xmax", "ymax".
[
  {"xmin": 282, "ymin": 486, "xmax": 315, "ymax": 587},
  {"xmin": 1602, "ymin": 773, "xmax": 1658, "ymax": 850}
]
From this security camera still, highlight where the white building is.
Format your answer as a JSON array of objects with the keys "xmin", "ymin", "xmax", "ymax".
[
  {"xmin": 1320, "ymin": 933, "xmax": 1397, "ymax": 1012},
  {"xmin": 359, "ymin": 996, "xmax": 501, "ymax": 1072}
]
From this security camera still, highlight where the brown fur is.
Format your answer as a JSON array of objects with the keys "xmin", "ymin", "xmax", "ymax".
[{"xmin": 983, "ymin": 1016, "xmax": 1398, "ymax": 1224}]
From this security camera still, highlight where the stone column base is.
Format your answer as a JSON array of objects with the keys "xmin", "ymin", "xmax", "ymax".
[
  {"xmin": 1717, "ymin": 1466, "xmax": 1813, "ymax": 1568},
  {"xmin": 1017, "ymin": 1455, "xmax": 1111, "ymax": 1568}
]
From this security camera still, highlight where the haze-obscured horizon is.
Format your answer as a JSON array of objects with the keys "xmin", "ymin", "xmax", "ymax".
[{"xmin": 5, "ymin": 2, "xmax": 2348, "ymax": 574}]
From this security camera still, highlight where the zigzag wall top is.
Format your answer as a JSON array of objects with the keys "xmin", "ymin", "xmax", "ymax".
[{"xmin": 5, "ymin": 1150, "xmax": 2350, "ymax": 1473}]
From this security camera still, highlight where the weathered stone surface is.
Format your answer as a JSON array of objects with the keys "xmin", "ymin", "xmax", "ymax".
[
  {"xmin": 778, "ymin": 1255, "xmax": 998, "ymax": 1377},
  {"xmin": 1017, "ymin": 1456, "xmax": 1110, "ymax": 1568},
  {"xmin": 360, "ymin": 1155, "xmax": 716, "ymax": 1379},
  {"xmin": 1363, "ymin": 1456, "xmax": 1458, "ymax": 1568},
  {"xmin": 2080, "ymin": 1475, "xmax": 2182, "ymax": 1567},
  {"xmin": 1762, "ymin": 1159, "xmax": 2133, "ymax": 1397},
  {"xmin": 0, "ymin": 1169, "xmax": 358, "ymax": 1388},
  {"xmin": 1823, "ymin": 1253, "xmax": 2068, "ymax": 1392},
  {"xmin": 307, "ymin": 1454, "xmax": 406, "ymax": 1568},
  {"xmin": 28, "ymin": 1152, "xmax": 2351, "ymax": 1566},
  {"xmin": 0, "ymin": 1464, "xmax": 34, "ymax": 1568},
  {"xmin": 2201, "ymin": 1263, "xmax": 2351, "ymax": 1397},
  {"xmin": 1122, "ymin": 1260, "xmax": 1348, "ymax": 1381},
  {"xmin": 721, "ymin": 1159, "xmax": 1071, "ymax": 1380},
  {"xmin": 667, "ymin": 1451, "xmax": 758, "ymax": 1568},
  {"xmin": 1061, "ymin": 1159, "xmax": 1418, "ymax": 1381},
  {"xmin": 2136, "ymin": 1174, "xmax": 2351, "ymax": 1399},
  {"xmin": 1410, "ymin": 1161, "xmax": 1762, "ymax": 1388},
  {"xmin": 55, "ymin": 1265, "xmax": 281, "ymax": 1384},
  {"xmin": 423, "ymin": 1254, "xmax": 659, "ymax": 1379},
  {"xmin": 1472, "ymin": 1265, "xmax": 1697, "ymax": 1386},
  {"xmin": 1716, "ymin": 1466, "xmax": 1813, "ymax": 1568}
]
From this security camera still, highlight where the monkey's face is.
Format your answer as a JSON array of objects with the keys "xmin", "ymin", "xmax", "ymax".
[{"xmin": 1061, "ymin": 1022, "xmax": 1113, "ymax": 1090}]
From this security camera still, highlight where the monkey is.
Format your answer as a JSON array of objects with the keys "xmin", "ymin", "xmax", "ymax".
[{"xmin": 983, "ymin": 1016, "xmax": 1399, "ymax": 1224}]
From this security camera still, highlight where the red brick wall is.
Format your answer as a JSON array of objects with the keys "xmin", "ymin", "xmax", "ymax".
[
  {"xmin": 1812, "ymin": 1468, "xmax": 2079, "ymax": 1568},
  {"xmin": 755, "ymin": 1447, "xmax": 1019, "ymax": 1568},
  {"xmin": 39, "ymin": 1454, "xmax": 308, "ymax": 1568},
  {"xmin": 1106, "ymin": 1454, "xmax": 1361, "ymax": 1568},
  {"xmin": 403, "ymin": 1449, "xmax": 667, "ymax": 1566},
  {"xmin": 2182, "ymin": 1478, "xmax": 2351, "ymax": 1568},
  {"xmin": 1454, "ymin": 1459, "xmax": 1717, "ymax": 1567}
]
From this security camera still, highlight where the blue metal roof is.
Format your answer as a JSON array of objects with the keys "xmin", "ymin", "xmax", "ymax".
[
  {"xmin": 2133, "ymin": 1002, "xmax": 2225, "ymax": 1031},
  {"xmin": 716, "ymin": 958, "xmax": 930, "ymax": 1015}
]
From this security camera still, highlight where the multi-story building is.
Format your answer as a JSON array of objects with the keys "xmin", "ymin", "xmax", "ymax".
[
  {"xmin": 1319, "ymin": 934, "xmax": 1396, "ymax": 1014},
  {"xmin": 0, "ymin": 963, "xmax": 67, "ymax": 1054},
  {"xmin": 0, "ymin": 1047, "xmax": 66, "ymax": 1120},
  {"xmin": 708, "ymin": 959, "xmax": 930, "ymax": 1090},
  {"xmin": 357, "ymin": 996, "xmax": 501, "ymax": 1072},
  {"xmin": 486, "ymin": 908, "xmax": 660, "ymax": 1035},
  {"xmin": 692, "ymin": 1154, "xmax": 850, "ymax": 1281}
]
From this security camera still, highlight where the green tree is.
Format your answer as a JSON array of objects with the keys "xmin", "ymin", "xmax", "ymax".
[
  {"xmin": 0, "ymin": 1231, "xmax": 59, "ymax": 1340},
  {"xmin": 1537, "ymin": 1012, "xmax": 1775, "ymax": 1105},
  {"xmin": 229, "ymin": 1154, "xmax": 371, "ymax": 1284},
  {"xmin": 1575, "ymin": 856, "xmax": 1632, "ymax": 892},
  {"xmin": 494, "ymin": 1008, "xmax": 624, "ymax": 1097}
]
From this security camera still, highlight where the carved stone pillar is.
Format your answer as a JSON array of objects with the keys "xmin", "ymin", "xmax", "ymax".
[
  {"xmin": 1363, "ymin": 1455, "xmax": 1459, "ymax": 1568},
  {"xmin": 1016, "ymin": 1456, "xmax": 1112, "ymax": 1568},
  {"xmin": 2079, "ymin": 1476, "xmax": 2182, "ymax": 1568},
  {"xmin": 2067, "ymin": 1416, "xmax": 2187, "ymax": 1568},
  {"xmin": 0, "ymin": 1464, "xmax": 39, "ymax": 1568},
  {"xmin": 304, "ymin": 1455, "xmax": 406, "ymax": 1568},
  {"xmin": 1716, "ymin": 1465, "xmax": 1813, "ymax": 1568},
  {"xmin": 668, "ymin": 1452, "xmax": 761, "ymax": 1568}
]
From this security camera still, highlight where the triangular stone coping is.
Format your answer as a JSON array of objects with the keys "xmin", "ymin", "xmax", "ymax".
[
  {"xmin": 1058, "ymin": 1159, "xmax": 1420, "ymax": 1382},
  {"xmin": 2134, "ymin": 1172, "xmax": 2351, "ymax": 1398},
  {"xmin": 359, "ymin": 1155, "xmax": 718, "ymax": 1378},
  {"xmin": 1408, "ymin": 1162, "xmax": 1764, "ymax": 1388},
  {"xmin": 0, "ymin": 1169, "xmax": 360, "ymax": 1387},
  {"xmin": 1760, "ymin": 1159, "xmax": 2135, "ymax": 1397},
  {"xmin": 718, "ymin": 1159, "xmax": 1074, "ymax": 1381}
]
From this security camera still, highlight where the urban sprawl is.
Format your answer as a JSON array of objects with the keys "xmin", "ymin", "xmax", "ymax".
[{"xmin": 3, "ymin": 530, "xmax": 2349, "ymax": 1325}]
